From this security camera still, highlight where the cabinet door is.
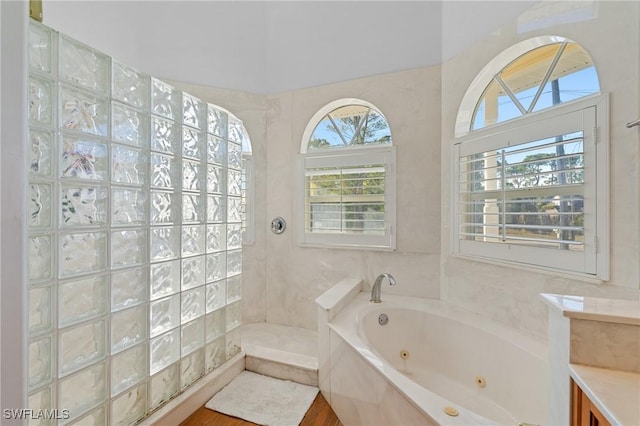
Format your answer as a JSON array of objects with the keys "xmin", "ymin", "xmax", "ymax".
[{"xmin": 572, "ymin": 379, "xmax": 612, "ymax": 426}]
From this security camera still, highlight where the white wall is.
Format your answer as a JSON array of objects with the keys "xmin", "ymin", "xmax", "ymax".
[
  {"xmin": 1, "ymin": 1, "xmax": 28, "ymax": 419},
  {"xmin": 440, "ymin": 0, "xmax": 640, "ymax": 339}
]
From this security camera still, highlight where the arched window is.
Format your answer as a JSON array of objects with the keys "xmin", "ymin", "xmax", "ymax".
[
  {"xmin": 299, "ymin": 99, "xmax": 396, "ymax": 250},
  {"xmin": 453, "ymin": 36, "xmax": 609, "ymax": 279}
]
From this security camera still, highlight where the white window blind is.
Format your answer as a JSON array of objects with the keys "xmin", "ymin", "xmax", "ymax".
[
  {"xmin": 454, "ymin": 99, "xmax": 608, "ymax": 277},
  {"xmin": 299, "ymin": 147, "xmax": 396, "ymax": 249},
  {"xmin": 305, "ymin": 164, "xmax": 386, "ymax": 235}
]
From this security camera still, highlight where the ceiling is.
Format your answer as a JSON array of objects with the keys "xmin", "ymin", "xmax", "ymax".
[{"xmin": 43, "ymin": 1, "xmax": 537, "ymax": 94}]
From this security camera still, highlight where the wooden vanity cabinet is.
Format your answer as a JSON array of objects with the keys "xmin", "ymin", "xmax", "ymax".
[{"xmin": 571, "ymin": 379, "xmax": 612, "ymax": 426}]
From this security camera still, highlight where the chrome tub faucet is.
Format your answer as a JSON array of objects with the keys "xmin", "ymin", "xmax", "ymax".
[{"xmin": 370, "ymin": 273, "xmax": 396, "ymax": 303}]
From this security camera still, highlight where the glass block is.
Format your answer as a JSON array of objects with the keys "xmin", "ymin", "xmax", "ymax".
[
  {"xmin": 151, "ymin": 153, "xmax": 178, "ymax": 189},
  {"xmin": 29, "ymin": 285, "xmax": 53, "ymax": 335},
  {"xmin": 205, "ymin": 338, "xmax": 225, "ymax": 373},
  {"xmin": 59, "ymin": 319, "xmax": 107, "ymax": 376},
  {"xmin": 150, "ymin": 294, "xmax": 180, "ymax": 337},
  {"xmin": 60, "ymin": 86, "xmax": 108, "ymax": 136},
  {"xmin": 207, "ymin": 105, "xmax": 228, "ymax": 138},
  {"xmin": 152, "ymin": 78, "xmax": 180, "ymax": 119},
  {"xmin": 207, "ymin": 165, "xmax": 223, "ymax": 194},
  {"xmin": 183, "ymin": 193, "xmax": 203, "ymax": 224},
  {"xmin": 29, "ymin": 22, "xmax": 53, "ymax": 74},
  {"xmin": 111, "ymin": 305, "xmax": 147, "ymax": 354},
  {"xmin": 180, "ymin": 348, "xmax": 204, "ymax": 390},
  {"xmin": 30, "ymin": 129, "xmax": 53, "ymax": 176},
  {"xmin": 67, "ymin": 406, "xmax": 107, "ymax": 426},
  {"xmin": 59, "ymin": 275, "xmax": 108, "ymax": 327},
  {"xmin": 227, "ymin": 196, "xmax": 243, "ymax": 223},
  {"xmin": 150, "ymin": 328, "xmax": 180, "ymax": 375},
  {"xmin": 226, "ymin": 301, "xmax": 241, "ymax": 332},
  {"xmin": 111, "ymin": 267, "xmax": 147, "ymax": 312},
  {"xmin": 182, "ymin": 160, "xmax": 202, "ymax": 191},
  {"xmin": 228, "ymin": 169, "xmax": 242, "ymax": 196},
  {"xmin": 59, "ymin": 362, "xmax": 107, "ymax": 421},
  {"xmin": 182, "ymin": 126, "xmax": 201, "ymax": 159},
  {"xmin": 207, "ymin": 135, "xmax": 226, "ymax": 165},
  {"xmin": 227, "ymin": 275, "xmax": 242, "ymax": 304},
  {"xmin": 150, "ymin": 226, "xmax": 180, "ymax": 262},
  {"xmin": 183, "ymin": 93, "xmax": 203, "ymax": 129},
  {"xmin": 112, "ymin": 187, "xmax": 146, "ymax": 226},
  {"xmin": 111, "ymin": 383, "xmax": 147, "ymax": 426},
  {"xmin": 59, "ymin": 35, "xmax": 109, "ymax": 92},
  {"xmin": 28, "ymin": 385, "xmax": 53, "ymax": 426},
  {"xmin": 226, "ymin": 327, "xmax": 241, "ymax": 360},
  {"xmin": 182, "ymin": 225, "xmax": 205, "ymax": 257},
  {"xmin": 151, "ymin": 116, "xmax": 179, "ymax": 154},
  {"xmin": 29, "ymin": 335, "xmax": 53, "ymax": 390},
  {"xmin": 228, "ymin": 118, "xmax": 246, "ymax": 145},
  {"xmin": 60, "ymin": 133, "xmax": 108, "ymax": 181},
  {"xmin": 227, "ymin": 224, "xmax": 242, "ymax": 251},
  {"xmin": 29, "ymin": 76, "xmax": 53, "ymax": 126},
  {"xmin": 207, "ymin": 195, "xmax": 225, "ymax": 223},
  {"xmin": 182, "ymin": 255, "xmax": 205, "ymax": 290},
  {"xmin": 59, "ymin": 232, "xmax": 106, "ymax": 278},
  {"xmin": 29, "ymin": 234, "xmax": 52, "ymax": 282},
  {"xmin": 206, "ymin": 280, "xmax": 226, "ymax": 313},
  {"xmin": 205, "ymin": 309, "xmax": 225, "ymax": 343},
  {"xmin": 112, "ymin": 61, "xmax": 149, "ymax": 109},
  {"xmin": 228, "ymin": 141, "xmax": 242, "ymax": 170},
  {"xmin": 207, "ymin": 224, "xmax": 226, "ymax": 253},
  {"xmin": 60, "ymin": 184, "xmax": 107, "ymax": 226},
  {"xmin": 227, "ymin": 249, "xmax": 242, "ymax": 277},
  {"xmin": 151, "ymin": 190, "xmax": 177, "ymax": 224},
  {"xmin": 150, "ymin": 364, "xmax": 178, "ymax": 410},
  {"xmin": 181, "ymin": 287, "xmax": 205, "ymax": 324},
  {"xmin": 29, "ymin": 183, "xmax": 52, "ymax": 228},
  {"xmin": 112, "ymin": 144, "xmax": 146, "ymax": 185},
  {"xmin": 181, "ymin": 318, "xmax": 205, "ymax": 356},
  {"xmin": 111, "ymin": 344, "xmax": 146, "ymax": 396},
  {"xmin": 206, "ymin": 253, "xmax": 226, "ymax": 284},
  {"xmin": 150, "ymin": 260, "xmax": 180, "ymax": 301},
  {"xmin": 112, "ymin": 102, "xmax": 149, "ymax": 147},
  {"xmin": 111, "ymin": 229, "xmax": 147, "ymax": 268}
]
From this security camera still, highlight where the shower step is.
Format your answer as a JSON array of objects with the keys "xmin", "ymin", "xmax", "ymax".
[{"xmin": 240, "ymin": 323, "xmax": 318, "ymax": 387}]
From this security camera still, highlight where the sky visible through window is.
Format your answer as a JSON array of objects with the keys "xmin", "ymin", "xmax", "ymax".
[{"xmin": 473, "ymin": 66, "xmax": 599, "ymax": 131}]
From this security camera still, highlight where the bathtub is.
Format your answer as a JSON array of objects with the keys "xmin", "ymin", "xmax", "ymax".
[{"xmin": 325, "ymin": 293, "xmax": 548, "ymax": 425}]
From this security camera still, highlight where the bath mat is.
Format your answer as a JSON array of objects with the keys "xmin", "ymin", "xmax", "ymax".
[{"xmin": 205, "ymin": 371, "xmax": 319, "ymax": 426}]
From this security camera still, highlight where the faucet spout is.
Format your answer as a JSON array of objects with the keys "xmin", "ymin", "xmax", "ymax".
[{"xmin": 370, "ymin": 273, "xmax": 396, "ymax": 303}]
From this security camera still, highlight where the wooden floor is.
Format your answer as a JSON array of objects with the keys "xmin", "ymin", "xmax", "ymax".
[{"xmin": 179, "ymin": 392, "xmax": 342, "ymax": 426}]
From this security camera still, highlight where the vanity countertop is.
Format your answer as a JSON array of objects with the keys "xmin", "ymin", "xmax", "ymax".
[
  {"xmin": 540, "ymin": 293, "xmax": 640, "ymax": 325},
  {"xmin": 569, "ymin": 363, "xmax": 640, "ymax": 426}
]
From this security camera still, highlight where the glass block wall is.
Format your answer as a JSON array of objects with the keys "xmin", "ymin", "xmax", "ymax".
[{"xmin": 27, "ymin": 21, "xmax": 243, "ymax": 425}]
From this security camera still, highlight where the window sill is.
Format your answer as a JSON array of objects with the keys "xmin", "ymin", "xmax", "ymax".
[{"xmin": 299, "ymin": 241, "xmax": 396, "ymax": 252}]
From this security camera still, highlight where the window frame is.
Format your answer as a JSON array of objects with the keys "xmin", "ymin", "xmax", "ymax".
[
  {"xmin": 298, "ymin": 98, "xmax": 397, "ymax": 251},
  {"xmin": 452, "ymin": 94, "xmax": 609, "ymax": 279}
]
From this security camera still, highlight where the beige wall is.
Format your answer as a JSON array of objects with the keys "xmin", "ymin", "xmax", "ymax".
[
  {"xmin": 174, "ymin": 66, "xmax": 442, "ymax": 330},
  {"xmin": 264, "ymin": 68, "xmax": 442, "ymax": 329},
  {"xmin": 440, "ymin": 1, "xmax": 640, "ymax": 339}
]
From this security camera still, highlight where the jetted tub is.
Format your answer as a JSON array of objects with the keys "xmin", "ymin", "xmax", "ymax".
[{"xmin": 325, "ymin": 293, "xmax": 548, "ymax": 425}]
